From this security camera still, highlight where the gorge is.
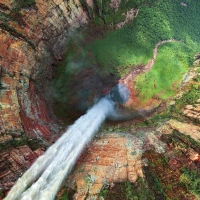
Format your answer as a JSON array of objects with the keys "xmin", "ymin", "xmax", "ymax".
[
  {"xmin": 5, "ymin": 97, "xmax": 114, "ymax": 200},
  {"xmin": 0, "ymin": 0, "xmax": 200, "ymax": 199}
]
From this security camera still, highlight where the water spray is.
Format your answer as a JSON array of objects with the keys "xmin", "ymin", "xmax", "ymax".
[{"xmin": 5, "ymin": 84, "xmax": 130, "ymax": 200}]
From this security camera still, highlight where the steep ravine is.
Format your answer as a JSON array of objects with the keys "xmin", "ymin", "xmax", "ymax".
[
  {"xmin": 0, "ymin": 0, "xmax": 136, "ymax": 195},
  {"xmin": 0, "ymin": 0, "xmax": 89, "ymax": 193},
  {"xmin": 0, "ymin": 0, "xmax": 200, "ymax": 199}
]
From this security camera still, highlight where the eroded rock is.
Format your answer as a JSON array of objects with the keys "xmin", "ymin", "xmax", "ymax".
[
  {"xmin": 66, "ymin": 132, "xmax": 166, "ymax": 200},
  {"xmin": 183, "ymin": 103, "xmax": 200, "ymax": 120},
  {"xmin": 0, "ymin": 145, "xmax": 44, "ymax": 190},
  {"xmin": 0, "ymin": 0, "xmax": 89, "ymax": 141},
  {"xmin": 157, "ymin": 119, "xmax": 200, "ymax": 141}
]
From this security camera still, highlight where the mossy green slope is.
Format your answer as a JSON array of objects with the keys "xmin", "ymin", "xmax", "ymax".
[
  {"xmin": 53, "ymin": 0, "xmax": 200, "ymax": 109},
  {"xmin": 87, "ymin": 0, "xmax": 200, "ymax": 100},
  {"xmin": 136, "ymin": 42, "xmax": 194, "ymax": 102}
]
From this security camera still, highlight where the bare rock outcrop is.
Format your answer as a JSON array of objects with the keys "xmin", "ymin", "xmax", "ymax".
[
  {"xmin": 0, "ymin": 145, "xmax": 44, "ymax": 190},
  {"xmin": 67, "ymin": 132, "xmax": 166, "ymax": 200},
  {"xmin": 157, "ymin": 119, "xmax": 200, "ymax": 141},
  {"xmin": 0, "ymin": 0, "xmax": 88, "ymax": 141},
  {"xmin": 183, "ymin": 99, "xmax": 200, "ymax": 120}
]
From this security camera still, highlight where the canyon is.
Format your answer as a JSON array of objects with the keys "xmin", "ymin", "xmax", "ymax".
[{"xmin": 0, "ymin": 0, "xmax": 200, "ymax": 199}]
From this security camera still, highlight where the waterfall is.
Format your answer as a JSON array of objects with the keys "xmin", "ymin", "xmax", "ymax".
[{"xmin": 5, "ymin": 98, "xmax": 114, "ymax": 200}]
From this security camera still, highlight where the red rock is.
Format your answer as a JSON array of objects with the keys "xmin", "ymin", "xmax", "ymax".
[
  {"xmin": 18, "ymin": 81, "xmax": 53, "ymax": 140},
  {"xmin": 67, "ymin": 132, "xmax": 166, "ymax": 199},
  {"xmin": 0, "ymin": 145, "xmax": 45, "ymax": 190},
  {"xmin": 0, "ymin": 43, "xmax": 9, "ymax": 57}
]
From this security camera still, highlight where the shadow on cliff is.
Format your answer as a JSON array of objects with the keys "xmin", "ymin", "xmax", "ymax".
[{"xmin": 51, "ymin": 31, "xmax": 121, "ymax": 124}]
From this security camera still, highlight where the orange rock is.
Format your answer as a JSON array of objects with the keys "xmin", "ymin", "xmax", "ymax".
[
  {"xmin": 183, "ymin": 104, "xmax": 200, "ymax": 120},
  {"xmin": 0, "ymin": 0, "xmax": 90, "ymax": 143},
  {"xmin": 66, "ymin": 132, "xmax": 166, "ymax": 199},
  {"xmin": 0, "ymin": 0, "xmax": 12, "ymax": 9},
  {"xmin": 157, "ymin": 119, "xmax": 200, "ymax": 141},
  {"xmin": 188, "ymin": 149, "xmax": 199, "ymax": 161}
]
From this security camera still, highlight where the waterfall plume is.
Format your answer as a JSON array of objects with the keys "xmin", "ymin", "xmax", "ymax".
[{"xmin": 5, "ymin": 98, "xmax": 114, "ymax": 200}]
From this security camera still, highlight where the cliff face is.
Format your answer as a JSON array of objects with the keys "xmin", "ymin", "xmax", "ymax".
[
  {"xmin": 1, "ymin": 0, "xmax": 131, "ymax": 192},
  {"xmin": 0, "ymin": 0, "xmax": 139, "ymax": 141},
  {"xmin": 0, "ymin": 145, "xmax": 44, "ymax": 190},
  {"xmin": 1, "ymin": 0, "xmax": 200, "ymax": 198},
  {"xmin": 0, "ymin": 0, "xmax": 90, "ymax": 192},
  {"xmin": 0, "ymin": 0, "xmax": 88, "ymax": 142}
]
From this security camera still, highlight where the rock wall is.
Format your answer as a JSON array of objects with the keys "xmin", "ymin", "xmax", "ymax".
[
  {"xmin": 0, "ymin": 0, "xmax": 88, "ymax": 142},
  {"xmin": 1, "ymin": 0, "xmax": 132, "ymax": 192},
  {"xmin": 0, "ymin": 0, "xmax": 89, "ymax": 192},
  {"xmin": 0, "ymin": 145, "xmax": 44, "ymax": 190}
]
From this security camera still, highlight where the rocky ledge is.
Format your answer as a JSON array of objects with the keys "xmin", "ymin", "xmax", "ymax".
[
  {"xmin": 60, "ymin": 105, "xmax": 200, "ymax": 199},
  {"xmin": 0, "ymin": 0, "xmax": 89, "ymax": 194},
  {"xmin": 1, "ymin": 0, "xmax": 200, "ymax": 199}
]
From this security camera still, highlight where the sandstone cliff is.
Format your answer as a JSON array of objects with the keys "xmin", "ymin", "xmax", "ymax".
[
  {"xmin": 0, "ymin": 0, "xmax": 200, "ymax": 199},
  {"xmin": 0, "ymin": 0, "xmax": 88, "ymax": 142},
  {"xmin": 0, "ymin": 0, "xmax": 89, "ymax": 194}
]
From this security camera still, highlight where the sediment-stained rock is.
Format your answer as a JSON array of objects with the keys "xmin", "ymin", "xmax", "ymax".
[{"xmin": 66, "ymin": 132, "xmax": 166, "ymax": 200}]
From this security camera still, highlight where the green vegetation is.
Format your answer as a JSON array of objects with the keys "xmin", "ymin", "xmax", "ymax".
[
  {"xmin": 142, "ymin": 147, "xmax": 197, "ymax": 199},
  {"xmin": 124, "ymin": 178, "xmax": 156, "ymax": 200},
  {"xmin": 52, "ymin": 35, "xmax": 93, "ymax": 103},
  {"xmin": 98, "ymin": 188, "xmax": 109, "ymax": 198},
  {"xmin": 0, "ymin": 133, "xmax": 44, "ymax": 151},
  {"xmin": 143, "ymin": 168, "xmax": 167, "ymax": 199},
  {"xmin": 15, "ymin": 0, "xmax": 36, "ymax": 8},
  {"xmin": 88, "ymin": 20, "xmax": 153, "ymax": 77},
  {"xmin": 136, "ymin": 42, "xmax": 193, "ymax": 102},
  {"xmin": 88, "ymin": 0, "xmax": 199, "ymax": 74},
  {"xmin": 164, "ymin": 67, "xmax": 200, "ymax": 119},
  {"xmin": 146, "ymin": 66, "xmax": 200, "ymax": 125},
  {"xmin": 171, "ymin": 85, "xmax": 200, "ymax": 114},
  {"xmin": 103, "ymin": 178, "xmax": 166, "ymax": 200},
  {"xmin": 87, "ymin": 0, "xmax": 200, "ymax": 100},
  {"xmin": 56, "ymin": 186, "xmax": 76, "ymax": 200},
  {"xmin": 53, "ymin": 0, "xmax": 200, "ymax": 121},
  {"xmin": 58, "ymin": 191, "xmax": 70, "ymax": 200},
  {"xmin": 172, "ymin": 131, "xmax": 200, "ymax": 153},
  {"xmin": 63, "ymin": 0, "xmax": 200, "ymax": 100},
  {"xmin": 180, "ymin": 168, "xmax": 200, "ymax": 197}
]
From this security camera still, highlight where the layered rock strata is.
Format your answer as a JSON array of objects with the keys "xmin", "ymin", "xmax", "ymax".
[
  {"xmin": 0, "ymin": 0, "xmax": 88, "ymax": 191},
  {"xmin": 65, "ymin": 114, "xmax": 200, "ymax": 200},
  {"xmin": 0, "ymin": 145, "xmax": 44, "ymax": 190},
  {"xmin": 67, "ymin": 132, "xmax": 166, "ymax": 200},
  {"xmin": 0, "ymin": 0, "xmax": 88, "ymax": 141}
]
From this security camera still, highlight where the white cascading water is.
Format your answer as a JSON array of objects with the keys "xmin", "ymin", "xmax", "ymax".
[{"xmin": 5, "ymin": 98, "xmax": 114, "ymax": 200}]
